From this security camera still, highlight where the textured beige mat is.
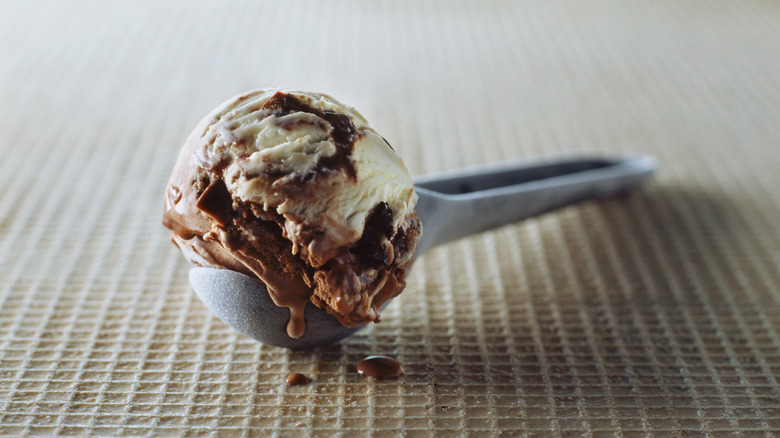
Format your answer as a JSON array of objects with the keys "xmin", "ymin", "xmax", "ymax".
[{"xmin": 1, "ymin": 0, "xmax": 780, "ymax": 435}]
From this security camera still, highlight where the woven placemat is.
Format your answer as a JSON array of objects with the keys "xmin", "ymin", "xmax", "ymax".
[{"xmin": 1, "ymin": 0, "xmax": 779, "ymax": 435}]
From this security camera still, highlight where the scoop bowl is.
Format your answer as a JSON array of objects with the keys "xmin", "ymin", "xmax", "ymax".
[{"xmin": 189, "ymin": 155, "xmax": 657, "ymax": 349}]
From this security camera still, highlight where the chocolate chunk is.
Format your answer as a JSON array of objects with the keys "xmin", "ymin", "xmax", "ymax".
[
  {"xmin": 322, "ymin": 111, "xmax": 356, "ymax": 149},
  {"xmin": 352, "ymin": 203, "xmax": 394, "ymax": 268},
  {"xmin": 285, "ymin": 372, "xmax": 311, "ymax": 386},
  {"xmin": 261, "ymin": 91, "xmax": 304, "ymax": 113},
  {"xmin": 196, "ymin": 179, "xmax": 233, "ymax": 226},
  {"xmin": 356, "ymin": 356, "xmax": 405, "ymax": 379}
]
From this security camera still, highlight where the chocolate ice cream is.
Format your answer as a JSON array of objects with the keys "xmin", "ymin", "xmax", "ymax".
[{"xmin": 163, "ymin": 89, "xmax": 421, "ymax": 338}]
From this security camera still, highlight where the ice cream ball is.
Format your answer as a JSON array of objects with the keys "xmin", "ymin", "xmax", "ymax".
[{"xmin": 163, "ymin": 89, "xmax": 422, "ymax": 338}]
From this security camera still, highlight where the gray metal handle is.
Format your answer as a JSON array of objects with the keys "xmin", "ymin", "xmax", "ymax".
[{"xmin": 413, "ymin": 155, "xmax": 657, "ymax": 254}]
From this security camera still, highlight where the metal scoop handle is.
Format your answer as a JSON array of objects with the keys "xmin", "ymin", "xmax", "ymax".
[{"xmin": 414, "ymin": 155, "xmax": 656, "ymax": 254}]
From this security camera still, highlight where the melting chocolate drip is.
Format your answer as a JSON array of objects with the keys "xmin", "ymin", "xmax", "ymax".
[
  {"xmin": 356, "ymin": 356, "xmax": 405, "ymax": 379},
  {"xmin": 352, "ymin": 203, "xmax": 394, "ymax": 268},
  {"xmin": 262, "ymin": 91, "xmax": 359, "ymax": 180}
]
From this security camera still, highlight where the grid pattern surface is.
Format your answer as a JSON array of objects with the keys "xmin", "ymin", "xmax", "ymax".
[{"xmin": 1, "ymin": 0, "xmax": 780, "ymax": 435}]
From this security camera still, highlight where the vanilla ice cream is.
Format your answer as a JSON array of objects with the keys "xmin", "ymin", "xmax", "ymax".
[{"xmin": 163, "ymin": 89, "xmax": 422, "ymax": 338}]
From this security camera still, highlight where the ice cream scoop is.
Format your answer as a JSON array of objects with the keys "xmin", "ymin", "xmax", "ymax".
[
  {"xmin": 189, "ymin": 155, "xmax": 656, "ymax": 349},
  {"xmin": 164, "ymin": 89, "xmax": 421, "ymax": 340}
]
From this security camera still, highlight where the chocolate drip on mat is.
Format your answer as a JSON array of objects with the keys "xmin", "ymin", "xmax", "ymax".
[
  {"xmin": 356, "ymin": 356, "xmax": 405, "ymax": 379},
  {"xmin": 285, "ymin": 373, "xmax": 311, "ymax": 386}
]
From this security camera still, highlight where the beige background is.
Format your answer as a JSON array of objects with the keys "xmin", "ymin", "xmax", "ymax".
[{"xmin": 1, "ymin": 0, "xmax": 780, "ymax": 435}]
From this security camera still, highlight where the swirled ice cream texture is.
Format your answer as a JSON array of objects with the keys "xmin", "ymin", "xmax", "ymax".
[{"xmin": 163, "ymin": 90, "xmax": 421, "ymax": 338}]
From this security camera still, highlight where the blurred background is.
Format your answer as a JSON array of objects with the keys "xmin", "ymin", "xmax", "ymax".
[{"xmin": 1, "ymin": 0, "xmax": 779, "ymax": 435}]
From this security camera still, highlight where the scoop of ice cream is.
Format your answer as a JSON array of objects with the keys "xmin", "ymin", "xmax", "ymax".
[{"xmin": 163, "ymin": 89, "xmax": 421, "ymax": 338}]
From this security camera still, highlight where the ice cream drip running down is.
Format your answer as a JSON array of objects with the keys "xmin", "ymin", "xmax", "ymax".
[{"xmin": 163, "ymin": 89, "xmax": 422, "ymax": 338}]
